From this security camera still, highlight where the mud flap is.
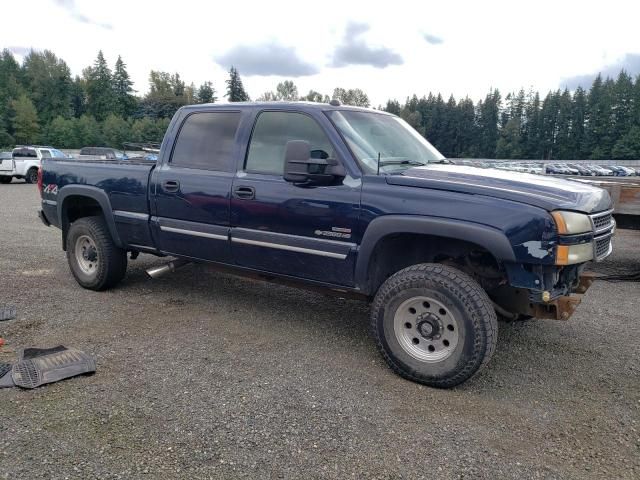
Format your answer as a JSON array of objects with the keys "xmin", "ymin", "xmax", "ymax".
[{"xmin": 11, "ymin": 346, "xmax": 96, "ymax": 389}]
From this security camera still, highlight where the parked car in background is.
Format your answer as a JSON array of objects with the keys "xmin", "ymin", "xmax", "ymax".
[
  {"xmin": 591, "ymin": 165, "xmax": 614, "ymax": 176},
  {"xmin": 546, "ymin": 163, "xmax": 572, "ymax": 175},
  {"xmin": 0, "ymin": 146, "xmax": 67, "ymax": 183},
  {"xmin": 78, "ymin": 147, "xmax": 128, "ymax": 160},
  {"xmin": 610, "ymin": 166, "xmax": 635, "ymax": 176},
  {"xmin": 566, "ymin": 163, "xmax": 594, "ymax": 176}
]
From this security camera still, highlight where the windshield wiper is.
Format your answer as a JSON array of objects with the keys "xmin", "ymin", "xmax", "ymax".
[{"xmin": 378, "ymin": 159, "xmax": 426, "ymax": 167}]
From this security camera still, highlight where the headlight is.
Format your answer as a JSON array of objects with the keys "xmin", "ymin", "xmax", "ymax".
[
  {"xmin": 551, "ymin": 211, "xmax": 592, "ymax": 234},
  {"xmin": 556, "ymin": 243, "xmax": 593, "ymax": 265}
]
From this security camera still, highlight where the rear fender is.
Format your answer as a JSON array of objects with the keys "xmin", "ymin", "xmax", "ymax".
[{"xmin": 58, "ymin": 186, "xmax": 123, "ymax": 250}]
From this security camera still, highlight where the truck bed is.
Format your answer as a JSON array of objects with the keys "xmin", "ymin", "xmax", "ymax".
[{"xmin": 40, "ymin": 158, "xmax": 157, "ymax": 249}]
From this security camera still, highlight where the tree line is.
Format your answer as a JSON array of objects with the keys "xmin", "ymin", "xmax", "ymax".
[{"xmin": 0, "ymin": 48, "xmax": 639, "ymax": 159}]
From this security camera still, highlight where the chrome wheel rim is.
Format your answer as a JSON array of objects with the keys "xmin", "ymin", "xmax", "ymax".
[
  {"xmin": 75, "ymin": 235, "xmax": 98, "ymax": 275},
  {"xmin": 393, "ymin": 296, "xmax": 459, "ymax": 362}
]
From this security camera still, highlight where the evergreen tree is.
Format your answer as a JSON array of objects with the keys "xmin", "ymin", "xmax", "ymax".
[
  {"xmin": 611, "ymin": 126, "xmax": 640, "ymax": 159},
  {"xmin": 226, "ymin": 67, "xmax": 250, "ymax": 102},
  {"xmin": 10, "ymin": 94, "xmax": 39, "ymax": 144},
  {"xmin": 477, "ymin": 89, "xmax": 501, "ymax": 157},
  {"xmin": 384, "ymin": 99, "xmax": 402, "ymax": 115},
  {"xmin": 70, "ymin": 75, "xmax": 86, "ymax": 117},
  {"xmin": 196, "ymin": 82, "xmax": 216, "ymax": 103},
  {"xmin": 569, "ymin": 86, "xmax": 587, "ymax": 158},
  {"xmin": 85, "ymin": 51, "xmax": 116, "ymax": 121},
  {"xmin": 112, "ymin": 55, "xmax": 136, "ymax": 117}
]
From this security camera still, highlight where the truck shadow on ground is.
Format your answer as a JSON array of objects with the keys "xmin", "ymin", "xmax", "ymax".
[{"xmin": 114, "ymin": 258, "xmax": 626, "ymax": 396}]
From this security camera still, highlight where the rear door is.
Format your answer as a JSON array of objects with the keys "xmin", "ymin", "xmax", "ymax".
[{"xmin": 151, "ymin": 109, "xmax": 243, "ymax": 263}]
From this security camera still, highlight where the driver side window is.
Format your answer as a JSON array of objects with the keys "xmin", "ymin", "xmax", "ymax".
[{"xmin": 245, "ymin": 111, "xmax": 335, "ymax": 175}]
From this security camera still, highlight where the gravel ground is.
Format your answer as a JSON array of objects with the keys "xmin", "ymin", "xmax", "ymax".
[{"xmin": 0, "ymin": 181, "xmax": 638, "ymax": 479}]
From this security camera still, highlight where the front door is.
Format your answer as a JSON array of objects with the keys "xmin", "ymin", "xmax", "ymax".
[
  {"xmin": 152, "ymin": 110, "xmax": 243, "ymax": 263},
  {"xmin": 230, "ymin": 110, "xmax": 361, "ymax": 286}
]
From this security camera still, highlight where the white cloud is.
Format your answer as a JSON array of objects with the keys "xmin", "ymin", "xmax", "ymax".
[{"xmin": 4, "ymin": 0, "xmax": 640, "ymax": 105}]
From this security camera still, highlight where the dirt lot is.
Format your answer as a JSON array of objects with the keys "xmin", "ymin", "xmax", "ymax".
[{"xmin": 0, "ymin": 181, "xmax": 638, "ymax": 479}]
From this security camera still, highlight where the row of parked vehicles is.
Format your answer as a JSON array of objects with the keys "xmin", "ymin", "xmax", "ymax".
[
  {"xmin": 0, "ymin": 145, "xmax": 159, "ymax": 183},
  {"xmin": 455, "ymin": 160, "xmax": 639, "ymax": 176},
  {"xmin": 545, "ymin": 163, "xmax": 639, "ymax": 176}
]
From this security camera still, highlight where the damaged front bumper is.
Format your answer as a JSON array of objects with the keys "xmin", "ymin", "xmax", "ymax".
[{"xmin": 531, "ymin": 272, "xmax": 596, "ymax": 320}]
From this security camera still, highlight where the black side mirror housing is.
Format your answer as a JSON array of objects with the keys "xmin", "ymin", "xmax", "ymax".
[{"xmin": 283, "ymin": 140, "xmax": 345, "ymax": 185}]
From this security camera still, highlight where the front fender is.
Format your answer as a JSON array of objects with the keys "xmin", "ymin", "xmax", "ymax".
[{"xmin": 355, "ymin": 215, "xmax": 516, "ymax": 293}]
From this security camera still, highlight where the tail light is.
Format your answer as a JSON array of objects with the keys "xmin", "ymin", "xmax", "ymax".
[{"xmin": 37, "ymin": 166, "xmax": 43, "ymax": 197}]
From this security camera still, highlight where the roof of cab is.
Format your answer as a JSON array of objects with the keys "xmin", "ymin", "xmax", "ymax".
[{"xmin": 180, "ymin": 101, "xmax": 392, "ymax": 115}]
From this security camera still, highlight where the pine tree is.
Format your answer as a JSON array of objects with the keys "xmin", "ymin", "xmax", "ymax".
[
  {"xmin": 226, "ymin": 67, "xmax": 250, "ymax": 102},
  {"xmin": 85, "ymin": 51, "xmax": 116, "ymax": 121},
  {"xmin": 196, "ymin": 82, "xmax": 216, "ymax": 103},
  {"xmin": 11, "ymin": 94, "xmax": 39, "ymax": 144},
  {"xmin": 112, "ymin": 55, "xmax": 136, "ymax": 117},
  {"xmin": 569, "ymin": 87, "xmax": 587, "ymax": 158}
]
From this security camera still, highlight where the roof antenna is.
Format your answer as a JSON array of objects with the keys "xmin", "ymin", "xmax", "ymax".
[{"xmin": 376, "ymin": 152, "xmax": 381, "ymax": 175}]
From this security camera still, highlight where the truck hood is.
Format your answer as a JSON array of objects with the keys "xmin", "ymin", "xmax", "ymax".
[{"xmin": 387, "ymin": 165, "xmax": 612, "ymax": 213}]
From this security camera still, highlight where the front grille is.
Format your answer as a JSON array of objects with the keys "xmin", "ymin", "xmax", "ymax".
[
  {"xmin": 590, "ymin": 210, "xmax": 613, "ymax": 233},
  {"xmin": 594, "ymin": 234, "xmax": 612, "ymax": 260}
]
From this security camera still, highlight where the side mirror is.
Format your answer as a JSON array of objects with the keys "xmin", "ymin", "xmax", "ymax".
[{"xmin": 283, "ymin": 140, "xmax": 345, "ymax": 185}]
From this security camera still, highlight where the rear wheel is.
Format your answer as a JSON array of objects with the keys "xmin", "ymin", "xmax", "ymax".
[
  {"xmin": 0, "ymin": 176, "xmax": 11, "ymax": 184},
  {"xmin": 66, "ymin": 216, "xmax": 127, "ymax": 290},
  {"xmin": 25, "ymin": 168, "xmax": 38, "ymax": 184},
  {"xmin": 371, "ymin": 263, "xmax": 498, "ymax": 388}
]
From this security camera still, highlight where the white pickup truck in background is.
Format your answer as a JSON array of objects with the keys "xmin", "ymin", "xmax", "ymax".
[{"xmin": 0, "ymin": 146, "xmax": 68, "ymax": 184}]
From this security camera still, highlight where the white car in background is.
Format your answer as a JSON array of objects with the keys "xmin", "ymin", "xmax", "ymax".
[{"xmin": 0, "ymin": 146, "xmax": 68, "ymax": 184}]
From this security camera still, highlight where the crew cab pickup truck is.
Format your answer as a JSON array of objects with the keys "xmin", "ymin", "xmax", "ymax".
[
  {"xmin": 37, "ymin": 102, "xmax": 615, "ymax": 388},
  {"xmin": 0, "ymin": 145, "xmax": 68, "ymax": 184}
]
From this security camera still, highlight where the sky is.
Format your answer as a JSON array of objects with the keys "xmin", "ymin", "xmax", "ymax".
[{"xmin": 4, "ymin": 0, "xmax": 640, "ymax": 105}]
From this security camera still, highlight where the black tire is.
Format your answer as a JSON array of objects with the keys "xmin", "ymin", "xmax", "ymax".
[
  {"xmin": 66, "ymin": 216, "xmax": 127, "ymax": 291},
  {"xmin": 0, "ymin": 176, "xmax": 11, "ymax": 184},
  {"xmin": 370, "ymin": 263, "xmax": 498, "ymax": 388},
  {"xmin": 25, "ymin": 168, "xmax": 38, "ymax": 184}
]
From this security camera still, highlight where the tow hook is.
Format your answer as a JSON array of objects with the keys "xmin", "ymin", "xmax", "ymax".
[{"xmin": 533, "ymin": 294, "xmax": 583, "ymax": 320}]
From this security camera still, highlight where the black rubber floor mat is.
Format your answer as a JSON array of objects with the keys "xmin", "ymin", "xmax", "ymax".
[
  {"xmin": 0, "ymin": 363, "xmax": 11, "ymax": 377},
  {"xmin": 0, "ymin": 367, "xmax": 13, "ymax": 388},
  {"xmin": 12, "ymin": 348, "xmax": 96, "ymax": 389},
  {"xmin": 0, "ymin": 305, "xmax": 16, "ymax": 321},
  {"xmin": 21, "ymin": 345, "xmax": 67, "ymax": 360}
]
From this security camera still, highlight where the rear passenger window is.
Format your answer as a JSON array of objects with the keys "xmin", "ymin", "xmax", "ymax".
[
  {"xmin": 245, "ymin": 112, "xmax": 335, "ymax": 175},
  {"xmin": 171, "ymin": 112, "xmax": 241, "ymax": 172},
  {"xmin": 41, "ymin": 150, "xmax": 52, "ymax": 158}
]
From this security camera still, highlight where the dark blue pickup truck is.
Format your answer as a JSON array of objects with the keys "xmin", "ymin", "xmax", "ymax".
[{"xmin": 38, "ymin": 101, "xmax": 615, "ymax": 387}]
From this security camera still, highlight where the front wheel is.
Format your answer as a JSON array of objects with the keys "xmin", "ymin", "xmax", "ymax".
[
  {"xmin": 25, "ymin": 168, "xmax": 38, "ymax": 184},
  {"xmin": 66, "ymin": 216, "xmax": 127, "ymax": 290},
  {"xmin": 370, "ymin": 264, "xmax": 498, "ymax": 388},
  {"xmin": 0, "ymin": 176, "xmax": 11, "ymax": 184}
]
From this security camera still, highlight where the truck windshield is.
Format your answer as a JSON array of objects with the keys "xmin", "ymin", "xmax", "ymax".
[{"xmin": 327, "ymin": 110, "xmax": 445, "ymax": 174}]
